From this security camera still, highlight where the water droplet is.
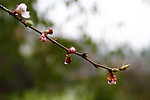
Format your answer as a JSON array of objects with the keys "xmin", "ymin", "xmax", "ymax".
[
  {"xmin": 64, "ymin": 62, "xmax": 68, "ymax": 65},
  {"xmin": 108, "ymin": 80, "xmax": 116, "ymax": 85}
]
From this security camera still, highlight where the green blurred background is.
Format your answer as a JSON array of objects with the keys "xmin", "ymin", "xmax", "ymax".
[{"xmin": 0, "ymin": 0, "xmax": 150, "ymax": 100}]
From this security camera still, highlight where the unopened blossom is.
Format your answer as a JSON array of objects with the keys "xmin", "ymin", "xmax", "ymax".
[
  {"xmin": 44, "ymin": 28, "xmax": 54, "ymax": 35},
  {"xmin": 82, "ymin": 52, "xmax": 88, "ymax": 58},
  {"xmin": 107, "ymin": 72, "xmax": 117, "ymax": 85},
  {"xmin": 64, "ymin": 53, "xmax": 72, "ymax": 65},
  {"xmin": 119, "ymin": 64, "xmax": 130, "ymax": 71},
  {"xmin": 14, "ymin": 3, "xmax": 30, "ymax": 18},
  {"xmin": 25, "ymin": 20, "xmax": 33, "ymax": 26},
  {"xmin": 68, "ymin": 47, "xmax": 76, "ymax": 53},
  {"xmin": 39, "ymin": 33, "xmax": 47, "ymax": 42},
  {"xmin": 112, "ymin": 64, "xmax": 130, "ymax": 72}
]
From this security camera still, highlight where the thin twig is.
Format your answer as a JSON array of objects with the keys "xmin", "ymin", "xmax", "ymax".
[{"xmin": 0, "ymin": 4, "xmax": 125, "ymax": 72}]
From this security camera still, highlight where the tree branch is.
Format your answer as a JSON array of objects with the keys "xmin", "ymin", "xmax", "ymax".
[{"xmin": 0, "ymin": 4, "xmax": 128, "ymax": 73}]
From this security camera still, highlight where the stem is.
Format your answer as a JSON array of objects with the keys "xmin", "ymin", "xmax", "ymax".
[{"xmin": 0, "ymin": 4, "xmax": 117, "ymax": 72}]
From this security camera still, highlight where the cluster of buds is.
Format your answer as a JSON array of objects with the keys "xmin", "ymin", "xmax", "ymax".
[
  {"xmin": 107, "ymin": 64, "xmax": 129, "ymax": 85},
  {"xmin": 107, "ymin": 72, "xmax": 117, "ymax": 85},
  {"xmin": 14, "ymin": 3, "xmax": 30, "ymax": 18},
  {"xmin": 112, "ymin": 64, "xmax": 129, "ymax": 72},
  {"xmin": 64, "ymin": 47, "xmax": 76, "ymax": 65},
  {"xmin": 39, "ymin": 28, "xmax": 54, "ymax": 42}
]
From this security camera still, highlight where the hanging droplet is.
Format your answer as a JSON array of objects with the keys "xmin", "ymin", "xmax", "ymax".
[{"xmin": 64, "ymin": 62, "xmax": 68, "ymax": 65}]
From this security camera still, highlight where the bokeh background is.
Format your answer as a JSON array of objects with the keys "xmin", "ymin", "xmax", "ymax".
[{"xmin": 0, "ymin": 0, "xmax": 150, "ymax": 100}]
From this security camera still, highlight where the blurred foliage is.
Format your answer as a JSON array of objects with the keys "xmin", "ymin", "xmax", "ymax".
[{"xmin": 0, "ymin": 0, "xmax": 150, "ymax": 100}]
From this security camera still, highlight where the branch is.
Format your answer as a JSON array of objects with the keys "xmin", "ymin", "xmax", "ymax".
[{"xmin": 0, "ymin": 4, "xmax": 129, "ymax": 85}]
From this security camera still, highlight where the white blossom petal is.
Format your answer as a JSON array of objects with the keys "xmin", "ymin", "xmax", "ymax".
[
  {"xmin": 16, "ymin": 3, "xmax": 27, "ymax": 12},
  {"xmin": 21, "ymin": 11, "xmax": 30, "ymax": 18}
]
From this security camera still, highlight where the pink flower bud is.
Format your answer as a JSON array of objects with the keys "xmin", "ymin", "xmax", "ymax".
[
  {"xmin": 107, "ymin": 72, "xmax": 117, "ymax": 85},
  {"xmin": 68, "ymin": 47, "xmax": 76, "ymax": 53},
  {"xmin": 44, "ymin": 28, "xmax": 54, "ymax": 35},
  {"xmin": 39, "ymin": 33, "xmax": 47, "ymax": 42}
]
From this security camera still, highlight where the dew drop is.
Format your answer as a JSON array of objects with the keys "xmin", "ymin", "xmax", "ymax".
[{"xmin": 64, "ymin": 62, "xmax": 68, "ymax": 65}]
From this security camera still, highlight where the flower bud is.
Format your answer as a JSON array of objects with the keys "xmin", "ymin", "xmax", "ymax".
[
  {"xmin": 44, "ymin": 28, "xmax": 54, "ymax": 35},
  {"xmin": 82, "ymin": 52, "xmax": 88, "ymax": 58},
  {"xmin": 64, "ymin": 54, "xmax": 72, "ymax": 64},
  {"xmin": 39, "ymin": 33, "xmax": 47, "ymax": 42},
  {"xmin": 119, "ymin": 64, "xmax": 130, "ymax": 71},
  {"xmin": 112, "ymin": 64, "xmax": 129, "ymax": 72},
  {"xmin": 112, "ymin": 68, "xmax": 120, "ymax": 72},
  {"xmin": 107, "ymin": 72, "xmax": 117, "ymax": 85},
  {"xmin": 68, "ymin": 47, "xmax": 76, "ymax": 53},
  {"xmin": 25, "ymin": 20, "xmax": 33, "ymax": 26}
]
